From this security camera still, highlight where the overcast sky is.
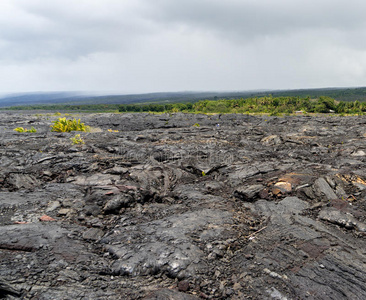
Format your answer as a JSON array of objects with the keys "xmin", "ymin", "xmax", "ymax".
[{"xmin": 0, "ymin": 0, "xmax": 366, "ymax": 94}]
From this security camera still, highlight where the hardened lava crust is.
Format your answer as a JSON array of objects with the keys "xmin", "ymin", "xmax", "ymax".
[{"xmin": 1, "ymin": 111, "xmax": 366, "ymax": 299}]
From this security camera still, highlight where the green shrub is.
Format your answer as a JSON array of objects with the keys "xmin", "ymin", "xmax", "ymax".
[
  {"xmin": 14, "ymin": 127, "xmax": 37, "ymax": 133},
  {"xmin": 70, "ymin": 134, "xmax": 84, "ymax": 145},
  {"xmin": 51, "ymin": 117, "xmax": 89, "ymax": 132},
  {"xmin": 193, "ymin": 123, "xmax": 200, "ymax": 127},
  {"xmin": 14, "ymin": 127, "xmax": 26, "ymax": 133}
]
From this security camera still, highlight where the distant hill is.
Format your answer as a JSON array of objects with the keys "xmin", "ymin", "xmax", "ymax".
[
  {"xmin": 259, "ymin": 87, "xmax": 366, "ymax": 101},
  {"xmin": 1, "ymin": 87, "xmax": 366, "ymax": 108},
  {"xmin": 0, "ymin": 92, "xmax": 83, "ymax": 108},
  {"xmin": 0, "ymin": 91, "xmax": 255, "ymax": 108}
]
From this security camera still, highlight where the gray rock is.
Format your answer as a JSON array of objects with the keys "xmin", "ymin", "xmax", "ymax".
[
  {"xmin": 234, "ymin": 184, "xmax": 264, "ymax": 201},
  {"xmin": 143, "ymin": 289, "xmax": 199, "ymax": 300},
  {"xmin": 0, "ymin": 278, "xmax": 21, "ymax": 298},
  {"xmin": 0, "ymin": 224, "xmax": 67, "ymax": 251},
  {"xmin": 46, "ymin": 200, "xmax": 61, "ymax": 212},
  {"xmin": 319, "ymin": 207, "xmax": 366, "ymax": 232},
  {"xmin": 71, "ymin": 173, "xmax": 120, "ymax": 186},
  {"xmin": 6, "ymin": 173, "xmax": 40, "ymax": 190},
  {"xmin": 103, "ymin": 194, "xmax": 133, "ymax": 214},
  {"xmin": 261, "ymin": 135, "xmax": 282, "ymax": 146},
  {"xmin": 103, "ymin": 209, "xmax": 232, "ymax": 278},
  {"xmin": 313, "ymin": 178, "xmax": 338, "ymax": 200},
  {"xmin": 82, "ymin": 228, "xmax": 105, "ymax": 241}
]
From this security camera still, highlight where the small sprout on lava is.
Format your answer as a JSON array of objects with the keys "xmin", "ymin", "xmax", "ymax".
[{"xmin": 70, "ymin": 134, "xmax": 85, "ymax": 145}]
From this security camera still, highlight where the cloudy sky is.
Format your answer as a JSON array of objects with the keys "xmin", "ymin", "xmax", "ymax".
[{"xmin": 0, "ymin": 0, "xmax": 366, "ymax": 94}]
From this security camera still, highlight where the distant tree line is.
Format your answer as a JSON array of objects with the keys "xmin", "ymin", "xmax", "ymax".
[
  {"xmin": 2, "ymin": 96, "xmax": 366, "ymax": 115},
  {"xmin": 118, "ymin": 103, "xmax": 193, "ymax": 113},
  {"xmin": 118, "ymin": 96, "xmax": 366, "ymax": 115}
]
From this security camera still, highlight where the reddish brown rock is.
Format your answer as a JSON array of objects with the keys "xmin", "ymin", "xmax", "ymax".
[{"xmin": 39, "ymin": 215, "xmax": 56, "ymax": 222}]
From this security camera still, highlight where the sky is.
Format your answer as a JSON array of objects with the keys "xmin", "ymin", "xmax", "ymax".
[{"xmin": 0, "ymin": 0, "xmax": 366, "ymax": 94}]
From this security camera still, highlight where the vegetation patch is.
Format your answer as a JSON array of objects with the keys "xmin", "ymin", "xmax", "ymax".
[
  {"xmin": 3, "ymin": 93, "xmax": 366, "ymax": 115},
  {"xmin": 118, "ymin": 96, "xmax": 366, "ymax": 115},
  {"xmin": 70, "ymin": 134, "xmax": 85, "ymax": 145},
  {"xmin": 51, "ymin": 117, "xmax": 90, "ymax": 132},
  {"xmin": 14, "ymin": 127, "xmax": 37, "ymax": 133}
]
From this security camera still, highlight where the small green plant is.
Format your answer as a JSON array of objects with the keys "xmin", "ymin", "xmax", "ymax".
[
  {"xmin": 14, "ymin": 127, "xmax": 26, "ymax": 133},
  {"xmin": 14, "ymin": 127, "xmax": 37, "ymax": 133},
  {"xmin": 193, "ymin": 123, "xmax": 200, "ymax": 127},
  {"xmin": 202, "ymin": 171, "xmax": 206, "ymax": 176},
  {"xmin": 51, "ymin": 117, "xmax": 89, "ymax": 132},
  {"xmin": 54, "ymin": 112, "xmax": 62, "ymax": 116},
  {"xmin": 70, "ymin": 134, "xmax": 84, "ymax": 145}
]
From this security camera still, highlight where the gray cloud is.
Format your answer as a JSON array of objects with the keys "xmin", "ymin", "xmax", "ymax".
[
  {"xmin": 147, "ymin": 0, "xmax": 366, "ymax": 41},
  {"xmin": 0, "ymin": 0, "xmax": 365, "ymax": 93},
  {"xmin": 0, "ymin": 0, "xmax": 155, "ymax": 61}
]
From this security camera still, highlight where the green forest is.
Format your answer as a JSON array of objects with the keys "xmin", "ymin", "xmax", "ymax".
[
  {"xmin": 3, "ymin": 96, "xmax": 366, "ymax": 115},
  {"xmin": 119, "ymin": 96, "xmax": 366, "ymax": 115}
]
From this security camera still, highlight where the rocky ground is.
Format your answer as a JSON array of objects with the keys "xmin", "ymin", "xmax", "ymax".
[{"xmin": 0, "ymin": 111, "xmax": 366, "ymax": 299}]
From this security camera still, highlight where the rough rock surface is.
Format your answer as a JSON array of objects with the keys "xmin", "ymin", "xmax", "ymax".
[{"xmin": 1, "ymin": 112, "xmax": 366, "ymax": 299}]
